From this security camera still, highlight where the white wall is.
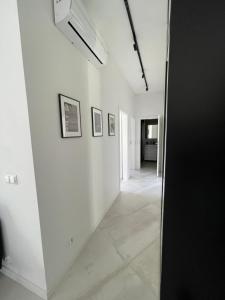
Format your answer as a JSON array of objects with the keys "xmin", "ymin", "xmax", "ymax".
[
  {"xmin": 0, "ymin": 0, "xmax": 46, "ymax": 297},
  {"xmin": 17, "ymin": 0, "xmax": 134, "ymax": 295},
  {"xmin": 134, "ymin": 92, "xmax": 165, "ymax": 117},
  {"xmin": 134, "ymin": 92, "xmax": 165, "ymax": 172}
]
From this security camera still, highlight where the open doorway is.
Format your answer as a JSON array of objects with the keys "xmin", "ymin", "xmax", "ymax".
[{"xmin": 140, "ymin": 118, "xmax": 159, "ymax": 175}]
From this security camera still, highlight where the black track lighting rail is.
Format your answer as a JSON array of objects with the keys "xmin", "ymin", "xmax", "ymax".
[{"xmin": 123, "ymin": 0, "xmax": 149, "ymax": 91}]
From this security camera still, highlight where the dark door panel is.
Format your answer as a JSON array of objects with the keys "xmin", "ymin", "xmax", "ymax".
[{"xmin": 161, "ymin": 0, "xmax": 225, "ymax": 299}]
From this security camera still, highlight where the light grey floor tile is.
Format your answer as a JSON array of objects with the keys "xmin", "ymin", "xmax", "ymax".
[
  {"xmin": 51, "ymin": 230, "xmax": 124, "ymax": 300},
  {"xmin": 131, "ymin": 238, "xmax": 161, "ymax": 299},
  {"xmin": 99, "ymin": 193, "xmax": 152, "ymax": 229},
  {"xmin": 85, "ymin": 267, "xmax": 157, "ymax": 300},
  {"xmin": 105, "ymin": 204, "xmax": 160, "ymax": 262}
]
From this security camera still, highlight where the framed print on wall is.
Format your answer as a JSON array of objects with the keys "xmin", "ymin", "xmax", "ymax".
[
  {"xmin": 59, "ymin": 94, "xmax": 82, "ymax": 138},
  {"xmin": 108, "ymin": 113, "xmax": 116, "ymax": 136},
  {"xmin": 91, "ymin": 107, "xmax": 103, "ymax": 137}
]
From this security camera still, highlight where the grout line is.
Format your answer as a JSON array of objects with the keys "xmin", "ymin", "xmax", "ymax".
[
  {"xmin": 129, "ymin": 263, "xmax": 159, "ymax": 299},
  {"xmin": 99, "ymin": 201, "xmax": 159, "ymax": 230},
  {"xmin": 77, "ymin": 236, "xmax": 159, "ymax": 300},
  {"xmin": 71, "ymin": 168, "xmax": 161, "ymax": 300}
]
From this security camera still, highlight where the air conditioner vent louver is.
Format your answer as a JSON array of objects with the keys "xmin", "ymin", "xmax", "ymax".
[
  {"xmin": 67, "ymin": 21, "xmax": 103, "ymax": 65},
  {"xmin": 54, "ymin": 0, "xmax": 107, "ymax": 67}
]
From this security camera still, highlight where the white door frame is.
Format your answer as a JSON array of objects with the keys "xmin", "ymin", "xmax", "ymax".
[
  {"xmin": 156, "ymin": 115, "xmax": 161, "ymax": 177},
  {"xmin": 119, "ymin": 110, "xmax": 129, "ymax": 183},
  {"xmin": 130, "ymin": 117, "xmax": 136, "ymax": 171},
  {"xmin": 135, "ymin": 114, "xmax": 162, "ymax": 176}
]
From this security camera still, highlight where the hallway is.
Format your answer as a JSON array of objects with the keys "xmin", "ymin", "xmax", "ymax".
[
  {"xmin": 0, "ymin": 166, "xmax": 162, "ymax": 300},
  {"xmin": 0, "ymin": 1, "xmax": 167, "ymax": 298},
  {"xmin": 1, "ymin": 0, "xmax": 224, "ymax": 297}
]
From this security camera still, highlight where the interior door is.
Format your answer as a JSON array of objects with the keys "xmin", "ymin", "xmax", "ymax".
[{"xmin": 161, "ymin": 0, "xmax": 225, "ymax": 298}]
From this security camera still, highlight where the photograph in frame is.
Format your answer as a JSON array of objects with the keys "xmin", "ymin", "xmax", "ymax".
[
  {"xmin": 108, "ymin": 113, "xmax": 116, "ymax": 136},
  {"xmin": 59, "ymin": 94, "xmax": 82, "ymax": 138},
  {"xmin": 91, "ymin": 107, "xmax": 103, "ymax": 137}
]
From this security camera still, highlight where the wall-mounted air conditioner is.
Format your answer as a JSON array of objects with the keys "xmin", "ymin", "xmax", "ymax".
[{"xmin": 54, "ymin": 0, "xmax": 108, "ymax": 67}]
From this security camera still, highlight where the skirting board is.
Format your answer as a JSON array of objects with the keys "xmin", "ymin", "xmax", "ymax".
[{"xmin": 1, "ymin": 265, "xmax": 47, "ymax": 300}]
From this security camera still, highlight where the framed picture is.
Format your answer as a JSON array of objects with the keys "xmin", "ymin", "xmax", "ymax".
[
  {"xmin": 91, "ymin": 107, "xmax": 103, "ymax": 137},
  {"xmin": 108, "ymin": 113, "xmax": 116, "ymax": 136},
  {"xmin": 59, "ymin": 94, "xmax": 82, "ymax": 138}
]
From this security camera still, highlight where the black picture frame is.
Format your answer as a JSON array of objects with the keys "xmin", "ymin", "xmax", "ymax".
[
  {"xmin": 108, "ymin": 113, "xmax": 116, "ymax": 136},
  {"xmin": 59, "ymin": 94, "xmax": 82, "ymax": 138},
  {"xmin": 91, "ymin": 107, "xmax": 103, "ymax": 137}
]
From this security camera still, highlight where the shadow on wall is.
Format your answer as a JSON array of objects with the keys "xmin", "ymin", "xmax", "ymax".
[
  {"xmin": 86, "ymin": 61, "xmax": 105, "ymax": 228},
  {"xmin": 82, "ymin": 60, "xmax": 123, "ymax": 235},
  {"xmin": 86, "ymin": 61, "xmax": 120, "ymax": 227}
]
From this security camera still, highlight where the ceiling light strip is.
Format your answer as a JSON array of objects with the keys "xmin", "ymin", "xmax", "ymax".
[{"xmin": 123, "ymin": 0, "xmax": 149, "ymax": 91}]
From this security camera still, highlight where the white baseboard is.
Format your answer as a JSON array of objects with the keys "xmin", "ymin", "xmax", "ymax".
[{"xmin": 1, "ymin": 265, "xmax": 47, "ymax": 300}]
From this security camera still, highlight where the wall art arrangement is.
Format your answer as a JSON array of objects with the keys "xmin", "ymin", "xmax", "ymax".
[
  {"xmin": 59, "ymin": 95, "xmax": 116, "ymax": 139},
  {"xmin": 108, "ymin": 113, "xmax": 116, "ymax": 136},
  {"xmin": 91, "ymin": 107, "xmax": 103, "ymax": 137},
  {"xmin": 59, "ymin": 94, "xmax": 82, "ymax": 138}
]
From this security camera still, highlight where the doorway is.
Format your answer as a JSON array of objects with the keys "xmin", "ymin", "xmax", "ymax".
[
  {"xmin": 140, "ymin": 117, "xmax": 161, "ymax": 177},
  {"xmin": 120, "ymin": 110, "xmax": 129, "ymax": 182}
]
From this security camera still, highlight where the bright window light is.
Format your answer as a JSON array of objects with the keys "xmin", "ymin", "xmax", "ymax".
[{"xmin": 148, "ymin": 125, "xmax": 153, "ymax": 139}]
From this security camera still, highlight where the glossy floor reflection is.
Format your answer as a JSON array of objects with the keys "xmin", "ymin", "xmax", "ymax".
[{"xmin": 0, "ymin": 163, "xmax": 162, "ymax": 300}]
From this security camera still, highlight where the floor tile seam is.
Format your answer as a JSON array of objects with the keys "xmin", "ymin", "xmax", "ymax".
[
  {"xmin": 99, "ymin": 202, "xmax": 155, "ymax": 230},
  {"xmin": 128, "ymin": 263, "xmax": 158, "ymax": 298},
  {"xmin": 125, "ymin": 184, "xmax": 161, "ymax": 195},
  {"xmin": 74, "ymin": 263, "xmax": 130, "ymax": 300},
  {"xmin": 106, "ymin": 219, "xmax": 161, "ymax": 253},
  {"xmin": 105, "ymin": 222, "xmax": 160, "ymax": 250},
  {"xmin": 75, "ymin": 241, "xmax": 159, "ymax": 300},
  {"xmin": 90, "ymin": 213, "xmax": 158, "ymax": 291},
  {"xmin": 110, "ymin": 235, "xmax": 160, "ymax": 269}
]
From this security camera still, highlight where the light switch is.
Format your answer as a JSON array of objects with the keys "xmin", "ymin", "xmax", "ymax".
[
  {"xmin": 5, "ymin": 175, "xmax": 18, "ymax": 184},
  {"xmin": 5, "ymin": 175, "xmax": 11, "ymax": 184},
  {"xmin": 10, "ymin": 175, "xmax": 18, "ymax": 184}
]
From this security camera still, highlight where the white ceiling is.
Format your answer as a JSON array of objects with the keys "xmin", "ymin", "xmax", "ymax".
[{"xmin": 83, "ymin": 0, "xmax": 168, "ymax": 95}]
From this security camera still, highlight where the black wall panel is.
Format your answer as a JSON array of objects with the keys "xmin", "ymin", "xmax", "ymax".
[{"xmin": 161, "ymin": 0, "xmax": 225, "ymax": 299}]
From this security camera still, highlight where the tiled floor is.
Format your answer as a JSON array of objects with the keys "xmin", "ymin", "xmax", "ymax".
[{"xmin": 0, "ymin": 163, "xmax": 162, "ymax": 300}]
